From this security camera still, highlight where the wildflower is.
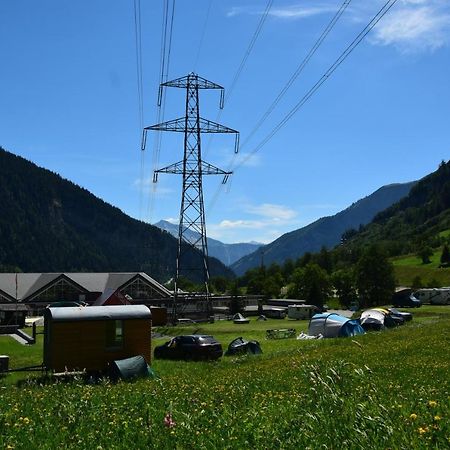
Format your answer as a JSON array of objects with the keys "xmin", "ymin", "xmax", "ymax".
[
  {"xmin": 434, "ymin": 415, "xmax": 441, "ymax": 421},
  {"xmin": 410, "ymin": 413, "xmax": 418, "ymax": 421},
  {"xmin": 418, "ymin": 427, "xmax": 428, "ymax": 435},
  {"xmin": 428, "ymin": 400, "xmax": 437, "ymax": 408},
  {"xmin": 164, "ymin": 413, "xmax": 176, "ymax": 428}
]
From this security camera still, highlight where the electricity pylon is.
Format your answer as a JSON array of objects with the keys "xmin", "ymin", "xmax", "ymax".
[{"xmin": 142, "ymin": 73, "xmax": 239, "ymax": 319}]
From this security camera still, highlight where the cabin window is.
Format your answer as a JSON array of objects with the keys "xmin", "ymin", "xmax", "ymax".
[{"xmin": 106, "ymin": 320, "xmax": 124, "ymax": 349}]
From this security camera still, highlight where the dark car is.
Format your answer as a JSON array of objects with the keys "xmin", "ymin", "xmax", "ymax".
[
  {"xmin": 388, "ymin": 308, "xmax": 413, "ymax": 322},
  {"xmin": 392, "ymin": 289, "xmax": 421, "ymax": 308},
  {"xmin": 154, "ymin": 335, "xmax": 223, "ymax": 361}
]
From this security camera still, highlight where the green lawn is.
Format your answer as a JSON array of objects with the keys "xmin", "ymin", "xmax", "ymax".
[
  {"xmin": 1, "ymin": 308, "xmax": 449, "ymax": 449},
  {"xmin": 392, "ymin": 252, "xmax": 450, "ymax": 286}
]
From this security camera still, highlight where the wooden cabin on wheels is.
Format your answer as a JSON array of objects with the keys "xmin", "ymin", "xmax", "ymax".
[{"xmin": 44, "ymin": 305, "xmax": 152, "ymax": 372}]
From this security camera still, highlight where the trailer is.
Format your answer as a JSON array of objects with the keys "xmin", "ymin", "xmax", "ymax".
[
  {"xmin": 44, "ymin": 305, "xmax": 152, "ymax": 372},
  {"xmin": 288, "ymin": 304, "xmax": 319, "ymax": 320},
  {"xmin": 413, "ymin": 289, "xmax": 450, "ymax": 305}
]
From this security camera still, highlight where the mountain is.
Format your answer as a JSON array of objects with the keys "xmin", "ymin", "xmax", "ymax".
[
  {"xmin": 231, "ymin": 181, "xmax": 416, "ymax": 275},
  {"xmin": 0, "ymin": 147, "xmax": 233, "ymax": 281},
  {"xmin": 154, "ymin": 220, "xmax": 263, "ymax": 266},
  {"xmin": 344, "ymin": 160, "xmax": 450, "ymax": 255}
]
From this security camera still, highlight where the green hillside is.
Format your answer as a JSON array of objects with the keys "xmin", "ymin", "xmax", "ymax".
[
  {"xmin": 0, "ymin": 147, "xmax": 233, "ymax": 281},
  {"xmin": 232, "ymin": 181, "xmax": 416, "ymax": 275},
  {"xmin": 345, "ymin": 160, "xmax": 450, "ymax": 258},
  {"xmin": 392, "ymin": 241, "xmax": 450, "ymax": 287}
]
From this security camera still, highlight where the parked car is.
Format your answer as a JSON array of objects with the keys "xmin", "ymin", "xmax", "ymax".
[
  {"xmin": 176, "ymin": 318, "xmax": 196, "ymax": 325},
  {"xmin": 388, "ymin": 308, "xmax": 413, "ymax": 322},
  {"xmin": 392, "ymin": 289, "xmax": 421, "ymax": 308},
  {"xmin": 153, "ymin": 335, "xmax": 223, "ymax": 361}
]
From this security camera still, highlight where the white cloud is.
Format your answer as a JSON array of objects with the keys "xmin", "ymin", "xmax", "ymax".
[
  {"xmin": 227, "ymin": 3, "xmax": 335, "ymax": 20},
  {"xmin": 269, "ymin": 5, "xmax": 336, "ymax": 20},
  {"xmin": 246, "ymin": 203, "xmax": 297, "ymax": 220},
  {"xmin": 371, "ymin": 4, "xmax": 450, "ymax": 52}
]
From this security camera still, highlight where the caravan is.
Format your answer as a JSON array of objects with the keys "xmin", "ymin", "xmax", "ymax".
[
  {"xmin": 288, "ymin": 304, "xmax": 319, "ymax": 320},
  {"xmin": 413, "ymin": 288, "xmax": 450, "ymax": 305}
]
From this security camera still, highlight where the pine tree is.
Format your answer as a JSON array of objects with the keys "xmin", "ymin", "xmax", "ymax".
[{"xmin": 440, "ymin": 244, "xmax": 450, "ymax": 267}]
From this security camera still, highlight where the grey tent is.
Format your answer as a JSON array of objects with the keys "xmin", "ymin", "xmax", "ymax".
[
  {"xmin": 360, "ymin": 309, "xmax": 397, "ymax": 331},
  {"xmin": 308, "ymin": 313, "xmax": 365, "ymax": 338}
]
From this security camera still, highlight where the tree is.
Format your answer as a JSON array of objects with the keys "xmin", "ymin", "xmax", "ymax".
[
  {"xmin": 417, "ymin": 245, "xmax": 433, "ymax": 264},
  {"xmin": 411, "ymin": 275, "xmax": 423, "ymax": 290},
  {"xmin": 229, "ymin": 282, "xmax": 244, "ymax": 315},
  {"xmin": 287, "ymin": 263, "xmax": 331, "ymax": 309},
  {"xmin": 355, "ymin": 245, "xmax": 395, "ymax": 308},
  {"xmin": 332, "ymin": 269, "xmax": 357, "ymax": 309},
  {"xmin": 440, "ymin": 244, "xmax": 450, "ymax": 267}
]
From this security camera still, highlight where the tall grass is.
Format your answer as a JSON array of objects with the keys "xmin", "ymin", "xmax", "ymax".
[{"xmin": 1, "ymin": 308, "xmax": 449, "ymax": 449}]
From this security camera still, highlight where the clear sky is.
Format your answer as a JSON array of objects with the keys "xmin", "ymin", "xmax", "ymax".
[{"xmin": 1, "ymin": 1, "xmax": 449, "ymax": 244}]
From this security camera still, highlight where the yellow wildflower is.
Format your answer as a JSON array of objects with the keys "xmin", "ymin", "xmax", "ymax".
[
  {"xmin": 434, "ymin": 415, "xmax": 441, "ymax": 421},
  {"xmin": 410, "ymin": 413, "xmax": 418, "ymax": 420},
  {"xmin": 428, "ymin": 400, "xmax": 437, "ymax": 408}
]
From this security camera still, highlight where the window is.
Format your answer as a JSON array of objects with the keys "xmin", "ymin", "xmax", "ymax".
[{"xmin": 106, "ymin": 320, "xmax": 124, "ymax": 349}]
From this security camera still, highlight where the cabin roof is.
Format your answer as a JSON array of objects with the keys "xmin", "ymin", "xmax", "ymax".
[
  {"xmin": 0, "ymin": 272, "xmax": 171, "ymax": 302},
  {"xmin": 45, "ymin": 305, "xmax": 151, "ymax": 322}
]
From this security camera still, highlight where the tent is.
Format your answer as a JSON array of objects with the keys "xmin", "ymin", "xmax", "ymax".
[
  {"xmin": 225, "ymin": 337, "xmax": 262, "ymax": 356},
  {"xmin": 233, "ymin": 313, "xmax": 250, "ymax": 324},
  {"xmin": 308, "ymin": 313, "xmax": 365, "ymax": 338},
  {"xmin": 360, "ymin": 309, "xmax": 397, "ymax": 331}
]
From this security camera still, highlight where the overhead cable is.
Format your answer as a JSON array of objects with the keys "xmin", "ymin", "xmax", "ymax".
[
  {"xmin": 233, "ymin": 0, "xmax": 399, "ymax": 172},
  {"xmin": 241, "ymin": 0, "xmax": 352, "ymax": 150},
  {"xmin": 133, "ymin": 0, "xmax": 146, "ymax": 219},
  {"xmin": 204, "ymin": 0, "xmax": 273, "ymax": 158},
  {"xmin": 147, "ymin": 0, "xmax": 176, "ymax": 222},
  {"xmin": 194, "ymin": 0, "xmax": 213, "ymax": 71}
]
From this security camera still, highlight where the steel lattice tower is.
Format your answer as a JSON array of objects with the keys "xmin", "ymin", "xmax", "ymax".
[{"xmin": 142, "ymin": 73, "xmax": 239, "ymax": 318}]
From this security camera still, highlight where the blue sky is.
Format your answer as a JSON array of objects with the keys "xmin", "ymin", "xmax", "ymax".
[{"xmin": 1, "ymin": 0, "xmax": 449, "ymax": 244}]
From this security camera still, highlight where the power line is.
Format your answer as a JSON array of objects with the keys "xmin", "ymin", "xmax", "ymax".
[
  {"xmin": 233, "ymin": 0, "xmax": 399, "ymax": 172},
  {"xmin": 194, "ymin": 0, "xmax": 213, "ymax": 71},
  {"xmin": 241, "ymin": 0, "xmax": 352, "ymax": 150},
  {"xmin": 146, "ymin": 0, "xmax": 176, "ymax": 223},
  {"xmin": 204, "ymin": 0, "xmax": 273, "ymax": 158},
  {"xmin": 133, "ymin": 0, "xmax": 146, "ymax": 219},
  {"xmin": 207, "ymin": 0, "xmax": 349, "ymax": 212},
  {"xmin": 226, "ymin": 0, "xmax": 274, "ymax": 104}
]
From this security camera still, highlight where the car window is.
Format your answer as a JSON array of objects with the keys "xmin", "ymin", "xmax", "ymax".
[{"xmin": 197, "ymin": 336, "xmax": 216, "ymax": 344}]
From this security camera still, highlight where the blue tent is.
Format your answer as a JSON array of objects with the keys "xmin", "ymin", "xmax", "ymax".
[{"xmin": 308, "ymin": 313, "xmax": 365, "ymax": 338}]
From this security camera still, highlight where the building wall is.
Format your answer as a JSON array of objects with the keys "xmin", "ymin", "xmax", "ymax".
[{"xmin": 45, "ymin": 318, "xmax": 151, "ymax": 372}]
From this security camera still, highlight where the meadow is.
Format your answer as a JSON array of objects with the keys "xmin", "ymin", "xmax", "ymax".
[
  {"xmin": 1, "ymin": 306, "xmax": 449, "ymax": 449},
  {"xmin": 392, "ymin": 251, "xmax": 450, "ymax": 287}
]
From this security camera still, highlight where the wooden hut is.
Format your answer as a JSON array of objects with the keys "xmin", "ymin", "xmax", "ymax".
[{"xmin": 44, "ymin": 305, "xmax": 151, "ymax": 372}]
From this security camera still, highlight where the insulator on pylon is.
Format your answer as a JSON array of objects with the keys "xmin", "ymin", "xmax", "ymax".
[
  {"xmin": 219, "ymin": 89, "xmax": 225, "ymax": 110},
  {"xmin": 157, "ymin": 86, "xmax": 163, "ymax": 107},
  {"xmin": 234, "ymin": 133, "xmax": 240, "ymax": 154},
  {"xmin": 153, "ymin": 172, "xmax": 158, "ymax": 183},
  {"xmin": 141, "ymin": 130, "xmax": 147, "ymax": 151}
]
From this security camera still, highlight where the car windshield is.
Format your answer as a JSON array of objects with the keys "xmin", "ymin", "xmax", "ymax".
[{"xmin": 196, "ymin": 336, "xmax": 217, "ymax": 344}]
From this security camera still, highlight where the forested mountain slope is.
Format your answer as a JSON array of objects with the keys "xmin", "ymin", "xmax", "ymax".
[
  {"xmin": 344, "ymin": 160, "xmax": 450, "ymax": 256},
  {"xmin": 231, "ymin": 181, "xmax": 416, "ymax": 275},
  {"xmin": 0, "ymin": 147, "xmax": 233, "ymax": 281}
]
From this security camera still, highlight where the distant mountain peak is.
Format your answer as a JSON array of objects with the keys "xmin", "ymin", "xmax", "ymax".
[
  {"xmin": 231, "ymin": 181, "xmax": 417, "ymax": 275},
  {"xmin": 154, "ymin": 219, "xmax": 263, "ymax": 266}
]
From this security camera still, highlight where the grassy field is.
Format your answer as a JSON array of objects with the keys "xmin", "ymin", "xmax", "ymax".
[
  {"xmin": 1, "ymin": 307, "xmax": 449, "ymax": 449},
  {"xmin": 392, "ymin": 251, "xmax": 450, "ymax": 286}
]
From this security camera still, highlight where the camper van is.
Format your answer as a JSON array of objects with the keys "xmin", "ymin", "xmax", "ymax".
[
  {"xmin": 413, "ymin": 288, "xmax": 450, "ymax": 305},
  {"xmin": 288, "ymin": 304, "xmax": 319, "ymax": 320}
]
